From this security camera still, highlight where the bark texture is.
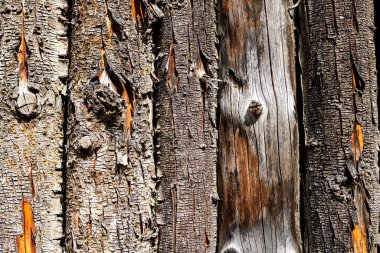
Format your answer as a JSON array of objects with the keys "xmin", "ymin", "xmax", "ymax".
[
  {"xmin": 300, "ymin": 0, "xmax": 380, "ymax": 251},
  {"xmin": 154, "ymin": 0, "xmax": 219, "ymax": 252},
  {"xmin": 217, "ymin": 0, "xmax": 301, "ymax": 252},
  {"xmin": 65, "ymin": 0, "xmax": 158, "ymax": 252},
  {"xmin": 0, "ymin": 0, "xmax": 68, "ymax": 252}
]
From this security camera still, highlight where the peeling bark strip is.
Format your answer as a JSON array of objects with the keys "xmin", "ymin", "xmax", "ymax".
[
  {"xmin": 300, "ymin": 0, "xmax": 380, "ymax": 251},
  {"xmin": 154, "ymin": 0, "xmax": 218, "ymax": 252},
  {"xmin": 218, "ymin": 0, "xmax": 301, "ymax": 252},
  {"xmin": 65, "ymin": 0, "xmax": 157, "ymax": 252},
  {"xmin": 0, "ymin": 0, "xmax": 68, "ymax": 252}
]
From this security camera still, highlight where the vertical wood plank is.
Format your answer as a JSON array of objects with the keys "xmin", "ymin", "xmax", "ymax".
[{"xmin": 218, "ymin": 0, "xmax": 301, "ymax": 252}]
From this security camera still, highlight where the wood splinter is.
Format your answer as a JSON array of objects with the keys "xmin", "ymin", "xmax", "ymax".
[{"xmin": 16, "ymin": 198, "xmax": 37, "ymax": 253}]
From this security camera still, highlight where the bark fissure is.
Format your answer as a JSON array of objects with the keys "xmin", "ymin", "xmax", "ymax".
[{"xmin": 293, "ymin": 1, "xmax": 307, "ymax": 250}]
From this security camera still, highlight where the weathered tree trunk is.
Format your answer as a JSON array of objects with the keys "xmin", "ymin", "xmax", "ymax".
[
  {"xmin": 300, "ymin": 0, "xmax": 380, "ymax": 251},
  {"xmin": 0, "ymin": 0, "xmax": 68, "ymax": 252},
  {"xmin": 65, "ymin": 0, "xmax": 157, "ymax": 252},
  {"xmin": 217, "ymin": 0, "xmax": 301, "ymax": 252},
  {"xmin": 154, "ymin": 0, "xmax": 219, "ymax": 252}
]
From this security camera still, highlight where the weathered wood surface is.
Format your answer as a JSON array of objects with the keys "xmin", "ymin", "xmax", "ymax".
[
  {"xmin": 300, "ymin": 0, "xmax": 380, "ymax": 251},
  {"xmin": 154, "ymin": 0, "xmax": 219, "ymax": 252},
  {"xmin": 65, "ymin": 0, "xmax": 158, "ymax": 252},
  {"xmin": 0, "ymin": 0, "xmax": 68, "ymax": 252},
  {"xmin": 217, "ymin": 0, "xmax": 301, "ymax": 252}
]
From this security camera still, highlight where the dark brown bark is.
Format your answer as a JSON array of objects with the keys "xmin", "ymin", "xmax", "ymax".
[
  {"xmin": 217, "ymin": 0, "xmax": 301, "ymax": 252},
  {"xmin": 154, "ymin": 0, "xmax": 219, "ymax": 252},
  {"xmin": 300, "ymin": 0, "xmax": 379, "ymax": 251}
]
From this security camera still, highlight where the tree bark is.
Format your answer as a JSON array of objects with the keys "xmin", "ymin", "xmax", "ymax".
[
  {"xmin": 0, "ymin": 1, "xmax": 68, "ymax": 252},
  {"xmin": 2, "ymin": 1, "xmax": 380, "ymax": 253},
  {"xmin": 300, "ymin": 0, "xmax": 380, "ymax": 251},
  {"xmin": 65, "ymin": 0, "xmax": 158, "ymax": 252},
  {"xmin": 154, "ymin": 0, "xmax": 219, "ymax": 252},
  {"xmin": 217, "ymin": 0, "xmax": 301, "ymax": 252}
]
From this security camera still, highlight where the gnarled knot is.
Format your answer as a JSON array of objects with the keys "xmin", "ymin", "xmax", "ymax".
[{"xmin": 85, "ymin": 82, "xmax": 124, "ymax": 124}]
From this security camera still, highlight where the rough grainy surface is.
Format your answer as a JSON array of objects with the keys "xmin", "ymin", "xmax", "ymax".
[
  {"xmin": 0, "ymin": 0, "xmax": 68, "ymax": 252},
  {"xmin": 65, "ymin": 0, "xmax": 157, "ymax": 252},
  {"xmin": 300, "ymin": 0, "xmax": 380, "ymax": 252},
  {"xmin": 153, "ymin": 0, "xmax": 219, "ymax": 252},
  {"xmin": 217, "ymin": 0, "xmax": 301, "ymax": 252}
]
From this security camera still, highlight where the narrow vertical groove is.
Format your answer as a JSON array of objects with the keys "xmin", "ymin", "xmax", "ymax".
[
  {"xmin": 375, "ymin": 0, "xmax": 380, "ymax": 130},
  {"xmin": 61, "ymin": 0, "xmax": 74, "ymax": 248},
  {"xmin": 375, "ymin": 2, "xmax": 380, "ymax": 251},
  {"xmin": 292, "ymin": 0, "xmax": 307, "ymax": 250}
]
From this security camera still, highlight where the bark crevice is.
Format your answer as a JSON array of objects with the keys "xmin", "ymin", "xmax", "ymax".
[{"xmin": 61, "ymin": 0, "xmax": 74, "ymax": 248}]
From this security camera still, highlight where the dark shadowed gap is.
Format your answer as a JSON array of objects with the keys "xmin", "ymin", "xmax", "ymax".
[
  {"xmin": 216, "ymin": 0, "xmax": 223, "ymax": 250},
  {"xmin": 151, "ymin": 8, "xmax": 164, "ymax": 250},
  {"xmin": 375, "ymin": 1, "xmax": 380, "ymax": 252},
  {"xmin": 293, "ymin": 0, "xmax": 307, "ymax": 251},
  {"xmin": 61, "ymin": 0, "xmax": 74, "ymax": 248}
]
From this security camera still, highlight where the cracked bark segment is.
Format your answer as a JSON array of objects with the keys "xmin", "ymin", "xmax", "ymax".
[
  {"xmin": 218, "ymin": 0, "xmax": 301, "ymax": 252},
  {"xmin": 0, "ymin": 0, "xmax": 68, "ymax": 252},
  {"xmin": 65, "ymin": 0, "xmax": 157, "ymax": 252},
  {"xmin": 154, "ymin": 0, "xmax": 218, "ymax": 252},
  {"xmin": 300, "ymin": 0, "xmax": 379, "ymax": 251}
]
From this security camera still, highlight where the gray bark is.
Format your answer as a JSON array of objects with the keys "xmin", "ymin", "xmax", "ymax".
[
  {"xmin": 65, "ymin": 0, "xmax": 157, "ymax": 252},
  {"xmin": 154, "ymin": 0, "xmax": 219, "ymax": 252},
  {"xmin": 217, "ymin": 0, "xmax": 301, "ymax": 252},
  {"xmin": 0, "ymin": 0, "xmax": 68, "ymax": 252},
  {"xmin": 300, "ymin": 0, "xmax": 380, "ymax": 251}
]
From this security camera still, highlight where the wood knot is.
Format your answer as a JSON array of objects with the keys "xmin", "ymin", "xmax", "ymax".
[
  {"xmin": 78, "ymin": 136, "xmax": 92, "ymax": 152},
  {"xmin": 248, "ymin": 100, "xmax": 263, "ymax": 118},
  {"xmin": 244, "ymin": 100, "xmax": 263, "ymax": 126},
  {"xmin": 74, "ymin": 133, "xmax": 101, "ymax": 156},
  {"xmin": 221, "ymin": 246, "xmax": 241, "ymax": 253},
  {"xmin": 16, "ymin": 91, "xmax": 39, "ymax": 118}
]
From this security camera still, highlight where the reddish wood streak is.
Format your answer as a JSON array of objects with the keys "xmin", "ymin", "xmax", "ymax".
[
  {"xmin": 18, "ymin": 2, "xmax": 29, "ymax": 86},
  {"xmin": 131, "ymin": 0, "xmax": 145, "ymax": 26},
  {"xmin": 16, "ymin": 198, "xmax": 37, "ymax": 253}
]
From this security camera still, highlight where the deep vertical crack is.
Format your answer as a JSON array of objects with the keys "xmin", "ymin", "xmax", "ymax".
[
  {"xmin": 374, "ymin": 0, "xmax": 380, "ymax": 251},
  {"xmin": 292, "ymin": 0, "xmax": 307, "ymax": 251},
  {"xmin": 60, "ymin": 0, "xmax": 74, "ymax": 249}
]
